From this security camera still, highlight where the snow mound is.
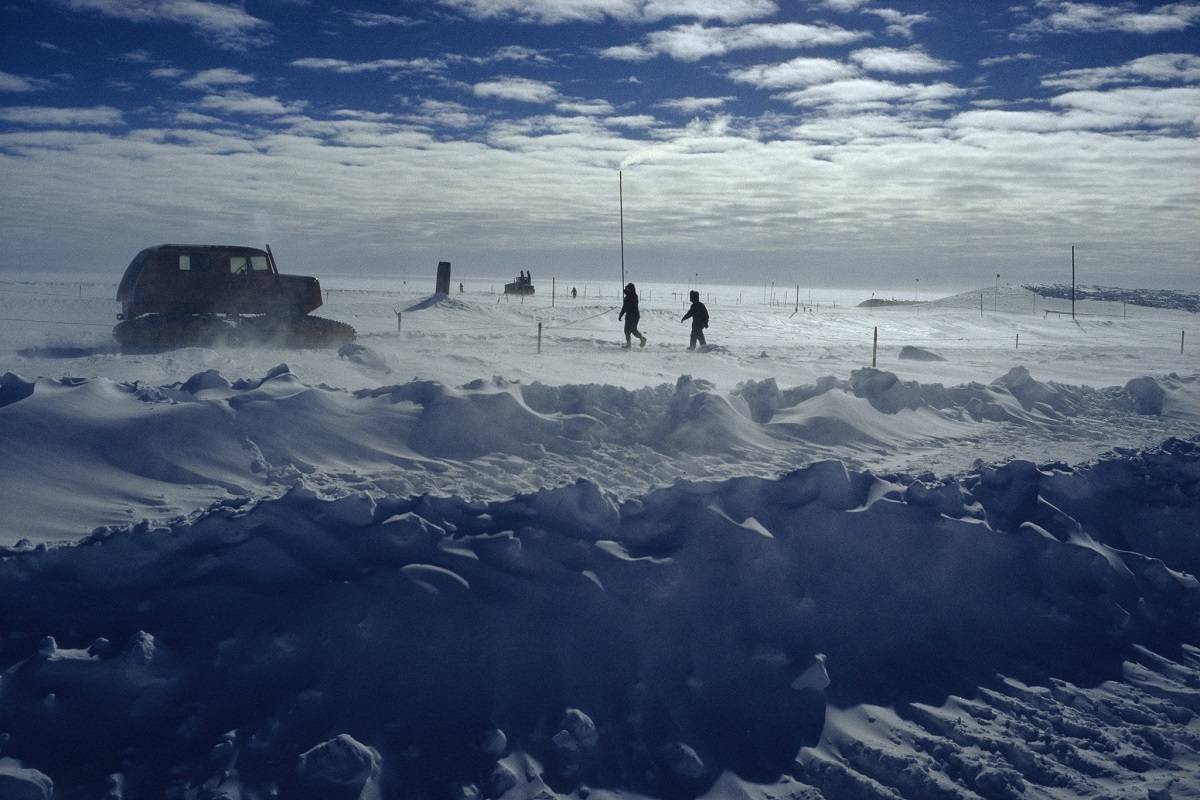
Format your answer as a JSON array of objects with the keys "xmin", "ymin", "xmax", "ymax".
[
  {"xmin": 403, "ymin": 293, "xmax": 473, "ymax": 312},
  {"xmin": 0, "ymin": 440, "xmax": 1198, "ymax": 797},
  {"xmin": 898, "ymin": 344, "xmax": 946, "ymax": 361},
  {"xmin": 338, "ymin": 342, "xmax": 391, "ymax": 373},
  {"xmin": 0, "ymin": 372, "xmax": 35, "ymax": 408}
]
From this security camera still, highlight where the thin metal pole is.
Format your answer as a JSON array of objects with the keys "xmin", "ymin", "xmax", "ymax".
[
  {"xmin": 619, "ymin": 170, "xmax": 625, "ymax": 292},
  {"xmin": 396, "ymin": 311, "xmax": 402, "ymax": 333},
  {"xmin": 1016, "ymin": 333, "xmax": 1019, "ymax": 350},
  {"xmin": 1183, "ymin": 330, "xmax": 1186, "ymax": 355},
  {"xmin": 1071, "ymin": 245, "xmax": 1075, "ymax": 320},
  {"xmin": 552, "ymin": 277, "xmax": 555, "ymax": 308},
  {"xmin": 538, "ymin": 322, "xmax": 542, "ymax": 354},
  {"xmin": 872, "ymin": 326, "xmax": 878, "ymax": 368}
]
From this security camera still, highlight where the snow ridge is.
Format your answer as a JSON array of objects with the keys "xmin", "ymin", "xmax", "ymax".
[{"xmin": 2, "ymin": 365, "xmax": 1194, "ymax": 544}]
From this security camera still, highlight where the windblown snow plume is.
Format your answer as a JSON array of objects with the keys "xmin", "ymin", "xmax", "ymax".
[{"xmin": 0, "ymin": 439, "xmax": 1198, "ymax": 798}]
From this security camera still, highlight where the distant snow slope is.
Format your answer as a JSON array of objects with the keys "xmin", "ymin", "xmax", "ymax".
[
  {"xmin": 0, "ymin": 440, "xmax": 1197, "ymax": 798},
  {"xmin": 1026, "ymin": 284, "xmax": 1200, "ymax": 314}
]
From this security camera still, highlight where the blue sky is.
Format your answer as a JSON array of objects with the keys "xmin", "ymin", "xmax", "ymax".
[{"xmin": 1, "ymin": 1, "xmax": 1198, "ymax": 289}]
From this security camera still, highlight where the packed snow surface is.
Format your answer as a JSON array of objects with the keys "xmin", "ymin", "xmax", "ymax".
[{"xmin": 1, "ymin": 274, "xmax": 1198, "ymax": 798}]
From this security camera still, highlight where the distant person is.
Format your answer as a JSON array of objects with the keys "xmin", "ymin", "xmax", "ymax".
[
  {"xmin": 618, "ymin": 282, "xmax": 648, "ymax": 349},
  {"xmin": 681, "ymin": 289, "xmax": 708, "ymax": 350},
  {"xmin": 458, "ymin": 282, "xmax": 464, "ymax": 293},
  {"xmin": 571, "ymin": 287, "xmax": 577, "ymax": 299}
]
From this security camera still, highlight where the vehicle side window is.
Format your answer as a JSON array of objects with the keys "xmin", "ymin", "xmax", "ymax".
[
  {"xmin": 178, "ymin": 253, "xmax": 210, "ymax": 272},
  {"xmin": 230, "ymin": 254, "xmax": 269, "ymax": 274}
]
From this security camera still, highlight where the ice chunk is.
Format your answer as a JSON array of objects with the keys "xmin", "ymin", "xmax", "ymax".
[
  {"xmin": 181, "ymin": 369, "xmax": 231, "ymax": 394},
  {"xmin": 0, "ymin": 758, "xmax": 53, "ymax": 800},
  {"xmin": 296, "ymin": 734, "xmax": 381, "ymax": 800},
  {"xmin": 1122, "ymin": 376, "xmax": 1165, "ymax": 415}
]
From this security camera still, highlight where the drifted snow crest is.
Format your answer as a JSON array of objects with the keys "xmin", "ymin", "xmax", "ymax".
[{"xmin": 0, "ymin": 439, "xmax": 1198, "ymax": 797}]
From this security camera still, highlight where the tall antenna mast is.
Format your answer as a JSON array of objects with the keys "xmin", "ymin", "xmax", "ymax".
[
  {"xmin": 619, "ymin": 170, "xmax": 625, "ymax": 290},
  {"xmin": 1071, "ymin": 245, "xmax": 1075, "ymax": 320}
]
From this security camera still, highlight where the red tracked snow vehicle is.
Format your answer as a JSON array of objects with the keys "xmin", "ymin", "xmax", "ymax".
[{"xmin": 114, "ymin": 244, "xmax": 355, "ymax": 350}]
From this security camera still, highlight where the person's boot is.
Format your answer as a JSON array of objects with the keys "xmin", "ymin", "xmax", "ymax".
[{"xmin": 640, "ymin": 335, "xmax": 647, "ymax": 348}]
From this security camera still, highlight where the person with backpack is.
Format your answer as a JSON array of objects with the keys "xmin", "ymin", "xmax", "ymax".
[
  {"xmin": 681, "ymin": 290, "xmax": 708, "ymax": 350},
  {"xmin": 618, "ymin": 283, "xmax": 648, "ymax": 348}
]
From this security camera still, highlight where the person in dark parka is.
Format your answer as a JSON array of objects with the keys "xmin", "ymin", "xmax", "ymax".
[
  {"xmin": 618, "ymin": 282, "xmax": 648, "ymax": 348},
  {"xmin": 681, "ymin": 289, "xmax": 708, "ymax": 350}
]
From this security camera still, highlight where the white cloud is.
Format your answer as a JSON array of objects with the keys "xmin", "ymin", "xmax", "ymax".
[
  {"xmin": 0, "ymin": 71, "xmax": 50, "ymax": 92},
  {"xmin": 343, "ymin": 11, "xmax": 420, "ymax": 27},
  {"xmin": 291, "ymin": 57, "xmax": 447, "ymax": 75},
  {"xmin": 952, "ymin": 85, "xmax": 1200, "ymax": 131},
  {"xmin": 174, "ymin": 110, "xmax": 222, "ymax": 125},
  {"xmin": 600, "ymin": 44, "xmax": 656, "ymax": 61},
  {"xmin": 1052, "ymin": 85, "xmax": 1200, "ymax": 128},
  {"xmin": 863, "ymin": 8, "xmax": 931, "ymax": 38},
  {"xmin": 0, "ymin": 105, "xmax": 123, "ymax": 126},
  {"xmin": 332, "ymin": 109, "xmax": 397, "ymax": 121},
  {"xmin": 821, "ymin": 0, "xmax": 871, "ymax": 10},
  {"xmin": 1042, "ymin": 53, "xmax": 1200, "ymax": 89},
  {"xmin": 979, "ymin": 52, "xmax": 1039, "ymax": 67},
  {"xmin": 120, "ymin": 49, "xmax": 156, "ymax": 63},
  {"xmin": 436, "ymin": 0, "xmax": 777, "ymax": 24},
  {"xmin": 601, "ymin": 21, "xmax": 866, "ymax": 61},
  {"xmin": 180, "ymin": 68, "xmax": 255, "ymax": 90},
  {"xmin": 605, "ymin": 114, "xmax": 659, "ymax": 127},
  {"xmin": 149, "ymin": 67, "xmax": 185, "ymax": 79},
  {"xmin": 198, "ymin": 91, "xmax": 304, "ymax": 116},
  {"xmin": 641, "ymin": 0, "xmax": 778, "ymax": 22},
  {"xmin": 404, "ymin": 99, "xmax": 481, "ymax": 129},
  {"xmin": 779, "ymin": 78, "xmax": 964, "ymax": 110},
  {"xmin": 484, "ymin": 46, "xmax": 552, "ymax": 64},
  {"xmin": 1018, "ymin": 1, "xmax": 1200, "ymax": 36},
  {"xmin": 656, "ymin": 96, "xmax": 736, "ymax": 111},
  {"xmin": 36, "ymin": 41, "xmax": 70, "ymax": 53},
  {"xmin": 473, "ymin": 77, "xmax": 559, "ymax": 103},
  {"xmin": 52, "ymin": 0, "xmax": 271, "ymax": 49},
  {"xmin": 729, "ymin": 57, "xmax": 856, "ymax": 88},
  {"xmin": 556, "ymin": 99, "xmax": 616, "ymax": 115},
  {"xmin": 851, "ymin": 47, "xmax": 955, "ymax": 74}
]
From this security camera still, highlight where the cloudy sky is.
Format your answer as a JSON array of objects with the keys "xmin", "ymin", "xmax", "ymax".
[{"xmin": 1, "ymin": 0, "xmax": 1198, "ymax": 289}]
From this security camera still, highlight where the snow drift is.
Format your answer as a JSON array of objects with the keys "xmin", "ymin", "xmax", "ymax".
[
  {"xmin": 0, "ymin": 438, "xmax": 1198, "ymax": 798},
  {"xmin": 2, "ymin": 365, "xmax": 1195, "ymax": 544}
]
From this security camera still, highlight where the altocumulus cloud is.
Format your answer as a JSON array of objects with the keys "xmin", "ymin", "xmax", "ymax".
[
  {"xmin": 436, "ymin": 0, "xmax": 779, "ymax": 24},
  {"xmin": 473, "ymin": 77, "xmax": 558, "ymax": 103},
  {"xmin": 602, "ymin": 21, "xmax": 868, "ymax": 61},
  {"xmin": 1017, "ymin": 1, "xmax": 1200, "ymax": 36},
  {"xmin": 50, "ymin": 0, "xmax": 271, "ymax": 49},
  {"xmin": 0, "ymin": 105, "xmax": 123, "ymax": 126}
]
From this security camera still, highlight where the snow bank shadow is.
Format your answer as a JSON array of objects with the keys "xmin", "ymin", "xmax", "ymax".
[{"xmin": 0, "ymin": 438, "xmax": 1198, "ymax": 797}]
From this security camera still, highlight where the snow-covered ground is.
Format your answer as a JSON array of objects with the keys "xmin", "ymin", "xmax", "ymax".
[{"xmin": 0, "ymin": 273, "xmax": 1198, "ymax": 799}]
